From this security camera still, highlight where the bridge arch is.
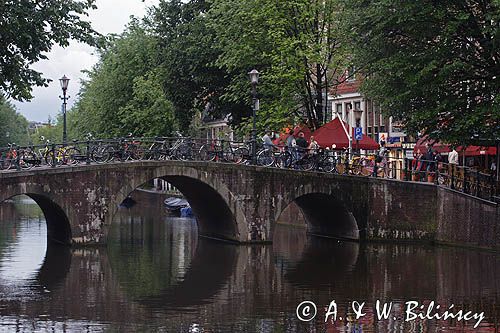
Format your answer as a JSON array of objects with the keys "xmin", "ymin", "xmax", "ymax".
[
  {"xmin": 0, "ymin": 189, "xmax": 72, "ymax": 245},
  {"xmin": 275, "ymin": 189, "xmax": 360, "ymax": 241},
  {"xmin": 111, "ymin": 165, "xmax": 247, "ymax": 242}
]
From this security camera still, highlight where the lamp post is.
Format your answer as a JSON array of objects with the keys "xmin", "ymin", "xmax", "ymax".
[
  {"xmin": 59, "ymin": 75, "xmax": 70, "ymax": 144},
  {"xmin": 249, "ymin": 69, "xmax": 259, "ymax": 165}
]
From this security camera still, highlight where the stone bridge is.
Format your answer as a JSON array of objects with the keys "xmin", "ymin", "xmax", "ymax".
[{"xmin": 0, "ymin": 161, "xmax": 498, "ymax": 250}]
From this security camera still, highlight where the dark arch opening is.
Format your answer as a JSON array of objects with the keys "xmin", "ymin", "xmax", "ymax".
[
  {"xmin": 282, "ymin": 193, "xmax": 359, "ymax": 240},
  {"xmin": 161, "ymin": 176, "xmax": 237, "ymax": 241},
  {"xmin": 120, "ymin": 176, "xmax": 239, "ymax": 242},
  {"xmin": 25, "ymin": 194, "xmax": 72, "ymax": 245}
]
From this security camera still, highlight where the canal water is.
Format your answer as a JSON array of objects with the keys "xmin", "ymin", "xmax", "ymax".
[{"xmin": 0, "ymin": 195, "xmax": 499, "ymax": 332}]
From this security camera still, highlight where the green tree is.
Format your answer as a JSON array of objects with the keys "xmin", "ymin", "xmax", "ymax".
[
  {"xmin": 0, "ymin": 95, "xmax": 29, "ymax": 147},
  {"xmin": 209, "ymin": 0, "xmax": 349, "ymax": 131},
  {"xmin": 0, "ymin": 0, "xmax": 99, "ymax": 101},
  {"xmin": 72, "ymin": 22, "xmax": 177, "ymax": 138},
  {"xmin": 344, "ymin": 0, "xmax": 500, "ymax": 144},
  {"xmin": 148, "ymin": 0, "xmax": 248, "ymax": 132}
]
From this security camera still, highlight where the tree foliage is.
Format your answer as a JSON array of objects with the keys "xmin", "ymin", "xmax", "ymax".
[
  {"xmin": 345, "ymin": 0, "xmax": 500, "ymax": 144},
  {"xmin": 0, "ymin": 95, "xmax": 29, "ymax": 147},
  {"xmin": 0, "ymin": 0, "xmax": 99, "ymax": 101},
  {"xmin": 71, "ymin": 22, "xmax": 176, "ymax": 138},
  {"xmin": 208, "ymin": 0, "xmax": 349, "ymax": 131},
  {"xmin": 148, "ymin": 0, "xmax": 248, "ymax": 131}
]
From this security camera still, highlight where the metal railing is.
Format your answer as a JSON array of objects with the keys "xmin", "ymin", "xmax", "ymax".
[{"xmin": 0, "ymin": 137, "xmax": 498, "ymax": 201}]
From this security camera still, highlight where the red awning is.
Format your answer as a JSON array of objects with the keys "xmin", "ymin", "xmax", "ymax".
[
  {"xmin": 414, "ymin": 136, "xmax": 497, "ymax": 156},
  {"xmin": 312, "ymin": 118, "xmax": 380, "ymax": 150}
]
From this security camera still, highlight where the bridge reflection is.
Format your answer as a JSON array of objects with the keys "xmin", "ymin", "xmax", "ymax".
[{"xmin": 0, "ymin": 198, "xmax": 498, "ymax": 331}]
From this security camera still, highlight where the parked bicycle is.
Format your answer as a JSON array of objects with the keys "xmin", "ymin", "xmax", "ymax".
[{"xmin": 199, "ymin": 138, "xmax": 241, "ymax": 163}]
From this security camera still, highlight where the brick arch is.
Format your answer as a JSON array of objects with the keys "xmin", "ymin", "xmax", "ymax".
[
  {"xmin": 110, "ymin": 165, "xmax": 249, "ymax": 243},
  {"xmin": 0, "ymin": 187, "xmax": 72, "ymax": 245},
  {"xmin": 274, "ymin": 188, "xmax": 360, "ymax": 241}
]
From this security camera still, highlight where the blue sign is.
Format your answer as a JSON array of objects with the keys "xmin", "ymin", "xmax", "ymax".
[{"xmin": 354, "ymin": 127, "xmax": 363, "ymax": 140}]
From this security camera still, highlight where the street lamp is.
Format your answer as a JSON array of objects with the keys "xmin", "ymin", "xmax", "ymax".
[
  {"xmin": 249, "ymin": 69, "xmax": 259, "ymax": 164},
  {"xmin": 59, "ymin": 75, "xmax": 70, "ymax": 144}
]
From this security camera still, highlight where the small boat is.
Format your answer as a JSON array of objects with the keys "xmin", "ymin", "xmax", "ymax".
[
  {"xmin": 180, "ymin": 206, "xmax": 194, "ymax": 218},
  {"xmin": 164, "ymin": 197, "xmax": 189, "ymax": 213}
]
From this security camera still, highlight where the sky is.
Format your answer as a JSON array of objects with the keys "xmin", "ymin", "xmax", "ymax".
[{"xmin": 13, "ymin": 0, "xmax": 160, "ymax": 123}]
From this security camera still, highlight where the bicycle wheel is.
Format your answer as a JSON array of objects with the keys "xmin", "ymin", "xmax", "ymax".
[
  {"xmin": 233, "ymin": 147, "xmax": 249, "ymax": 164},
  {"xmin": 199, "ymin": 144, "xmax": 216, "ymax": 162},
  {"xmin": 320, "ymin": 156, "xmax": 336, "ymax": 173},
  {"xmin": 101, "ymin": 145, "xmax": 117, "ymax": 162},
  {"xmin": 256, "ymin": 149, "xmax": 275, "ymax": 167},
  {"xmin": 45, "ymin": 151, "xmax": 61, "ymax": 166},
  {"xmin": 351, "ymin": 158, "xmax": 362, "ymax": 175},
  {"xmin": 2, "ymin": 155, "xmax": 13, "ymax": 169},
  {"xmin": 63, "ymin": 147, "xmax": 82, "ymax": 165},
  {"xmin": 175, "ymin": 143, "xmax": 192, "ymax": 161},
  {"xmin": 20, "ymin": 151, "xmax": 37, "ymax": 169},
  {"xmin": 146, "ymin": 143, "xmax": 161, "ymax": 160},
  {"xmin": 297, "ymin": 155, "xmax": 314, "ymax": 171},
  {"xmin": 276, "ymin": 150, "xmax": 292, "ymax": 168},
  {"xmin": 128, "ymin": 145, "xmax": 144, "ymax": 161},
  {"xmin": 222, "ymin": 146, "xmax": 236, "ymax": 163},
  {"xmin": 91, "ymin": 145, "xmax": 109, "ymax": 163}
]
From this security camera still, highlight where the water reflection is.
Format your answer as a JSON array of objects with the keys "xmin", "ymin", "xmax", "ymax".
[{"xmin": 0, "ymin": 194, "xmax": 498, "ymax": 332}]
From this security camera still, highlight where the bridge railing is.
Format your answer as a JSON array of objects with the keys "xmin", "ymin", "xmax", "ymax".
[{"xmin": 0, "ymin": 137, "xmax": 498, "ymax": 202}]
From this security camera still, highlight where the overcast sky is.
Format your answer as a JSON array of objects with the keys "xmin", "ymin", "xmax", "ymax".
[{"xmin": 13, "ymin": 0, "xmax": 160, "ymax": 122}]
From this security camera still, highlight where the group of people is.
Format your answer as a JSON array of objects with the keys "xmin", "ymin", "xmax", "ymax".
[
  {"xmin": 262, "ymin": 129, "xmax": 320, "ymax": 157},
  {"xmin": 412, "ymin": 144, "xmax": 442, "ymax": 175},
  {"xmin": 411, "ymin": 143, "xmax": 456, "ymax": 180}
]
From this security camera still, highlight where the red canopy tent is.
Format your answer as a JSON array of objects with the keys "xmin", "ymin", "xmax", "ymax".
[
  {"xmin": 312, "ymin": 118, "xmax": 380, "ymax": 150},
  {"xmin": 413, "ymin": 136, "xmax": 497, "ymax": 156}
]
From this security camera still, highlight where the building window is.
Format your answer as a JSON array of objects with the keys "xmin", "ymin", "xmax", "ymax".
[
  {"xmin": 354, "ymin": 101, "xmax": 361, "ymax": 110},
  {"xmin": 335, "ymin": 103, "xmax": 342, "ymax": 117}
]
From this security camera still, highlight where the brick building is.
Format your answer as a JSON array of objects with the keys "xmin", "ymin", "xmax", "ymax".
[{"xmin": 328, "ymin": 69, "xmax": 410, "ymax": 158}]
